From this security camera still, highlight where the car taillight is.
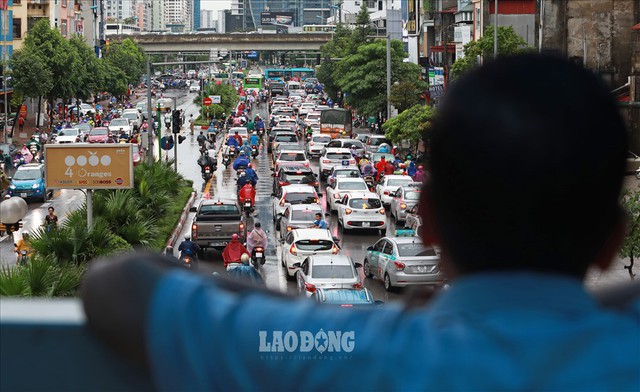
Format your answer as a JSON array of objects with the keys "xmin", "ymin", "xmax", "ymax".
[
  {"xmin": 332, "ymin": 244, "xmax": 340, "ymax": 254},
  {"xmin": 311, "ymin": 182, "xmax": 319, "ymax": 187},
  {"xmin": 192, "ymin": 223, "xmax": 198, "ymax": 239},
  {"xmin": 383, "ymin": 190, "xmax": 390, "ymax": 195},
  {"xmin": 255, "ymin": 247, "xmax": 264, "ymax": 252},
  {"xmin": 239, "ymin": 223, "xmax": 245, "ymax": 233},
  {"xmin": 289, "ymin": 244, "xmax": 297, "ymax": 255},
  {"xmin": 334, "ymin": 193, "xmax": 341, "ymax": 199},
  {"xmin": 345, "ymin": 208, "xmax": 353, "ymax": 215},
  {"xmin": 305, "ymin": 283, "xmax": 316, "ymax": 293},
  {"xmin": 379, "ymin": 208, "xmax": 385, "ymax": 214},
  {"xmin": 322, "ymin": 159, "xmax": 331, "ymax": 163},
  {"xmin": 310, "ymin": 142, "xmax": 314, "ymax": 146},
  {"xmin": 279, "ymin": 181, "xmax": 289, "ymax": 186},
  {"xmin": 279, "ymin": 198, "xmax": 286, "ymax": 206},
  {"xmin": 352, "ymin": 283, "xmax": 363, "ymax": 289},
  {"xmin": 400, "ymin": 203, "xmax": 407, "ymax": 209},
  {"xmin": 350, "ymin": 159, "xmax": 356, "ymax": 164},
  {"xmin": 394, "ymin": 261, "xmax": 406, "ymax": 271},
  {"xmin": 304, "ymin": 162, "xmax": 309, "ymax": 167},
  {"xmin": 287, "ymin": 226, "xmax": 293, "ymax": 232}
]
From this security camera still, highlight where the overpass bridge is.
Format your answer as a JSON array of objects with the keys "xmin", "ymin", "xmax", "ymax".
[{"xmin": 109, "ymin": 33, "xmax": 333, "ymax": 53}]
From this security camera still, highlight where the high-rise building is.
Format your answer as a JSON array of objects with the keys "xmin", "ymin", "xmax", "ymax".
[
  {"xmin": 192, "ymin": 0, "xmax": 200, "ymax": 31},
  {"xmin": 104, "ymin": 0, "xmax": 138, "ymax": 22},
  {"xmin": 243, "ymin": 0, "xmax": 331, "ymax": 30},
  {"xmin": 150, "ymin": 0, "xmax": 165, "ymax": 31},
  {"xmin": 164, "ymin": 0, "xmax": 189, "ymax": 30},
  {"xmin": 201, "ymin": 9, "xmax": 215, "ymax": 29}
]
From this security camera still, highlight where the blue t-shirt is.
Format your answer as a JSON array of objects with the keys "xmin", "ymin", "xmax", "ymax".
[
  {"xmin": 313, "ymin": 219, "xmax": 327, "ymax": 229},
  {"xmin": 147, "ymin": 272, "xmax": 640, "ymax": 391}
]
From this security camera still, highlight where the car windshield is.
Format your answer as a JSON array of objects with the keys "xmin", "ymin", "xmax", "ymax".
[
  {"xmin": 372, "ymin": 153, "xmax": 394, "ymax": 162},
  {"xmin": 199, "ymin": 204, "xmax": 239, "ymax": 214},
  {"xmin": 275, "ymin": 135, "xmax": 297, "ymax": 142},
  {"xmin": 312, "ymin": 265, "xmax": 354, "ymax": 279},
  {"xmin": 397, "ymin": 243, "xmax": 437, "ymax": 257},
  {"xmin": 13, "ymin": 169, "xmax": 41, "ymax": 180},
  {"xmin": 338, "ymin": 182, "xmax": 368, "ymax": 191},
  {"xmin": 279, "ymin": 153, "xmax": 305, "ymax": 162},
  {"xmin": 111, "ymin": 119, "xmax": 128, "ymax": 126},
  {"xmin": 295, "ymin": 240, "xmax": 333, "ymax": 252},
  {"xmin": 312, "ymin": 135, "xmax": 331, "ymax": 143},
  {"xmin": 327, "ymin": 153, "xmax": 352, "ymax": 160},
  {"xmin": 76, "ymin": 124, "xmax": 91, "ymax": 132},
  {"xmin": 388, "ymin": 179, "xmax": 415, "ymax": 187},
  {"xmin": 334, "ymin": 170, "xmax": 359, "ymax": 177},
  {"xmin": 286, "ymin": 193, "xmax": 317, "ymax": 205},
  {"xmin": 369, "ymin": 138, "xmax": 388, "ymax": 146},
  {"xmin": 404, "ymin": 191, "xmax": 421, "ymax": 200},
  {"xmin": 348, "ymin": 198, "xmax": 381, "ymax": 209},
  {"xmin": 58, "ymin": 129, "xmax": 79, "ymax": 136},
  {"xmin": 287, "ymin": 174, "xmax": 316, "ymax": 184},
  {"xmin": 122, "ymin": 113, "xmax": 136, "ymax": 121},
  {"xmin": 343, "ymin": 141, "xmax": 363, "ymax": 149},
  {"xmin": 291, "ymin": 209, "xmax": 320, "ymax": 220}
]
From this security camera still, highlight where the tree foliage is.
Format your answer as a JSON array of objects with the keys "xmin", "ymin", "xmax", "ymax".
[
  {"xmin": 390, "ymin": 80, "xmax": 427, "ymax": 113},
  {"xmin": 620, "ymin": 189, "xmax": 640, "ymax": 279},
  {"xmin": 450, "ymin": 25, "xmax": 531, "ymax": 79},
  {"xmin": 9, "ymin": 49, "xmax": 52, "ymax": 99},
  {"xmin": 103, "ymin": 38, "xmax": 146, "ymax": 86},
  {"xmin": 382, "ymin": 104, "xmax": 436, "ymax": 145},
  {"xmin": 193, "ymin": 81, "xmax": 238, "ymax": 119}
]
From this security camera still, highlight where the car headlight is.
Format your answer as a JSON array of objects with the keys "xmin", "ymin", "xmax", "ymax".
[
  {"xmin": 32, "ymin": 183, "xmax": 39, "ymax": 189},
  {"xmin": 9, "ymin": 184, "xmax": 16, "ymax": 189}
]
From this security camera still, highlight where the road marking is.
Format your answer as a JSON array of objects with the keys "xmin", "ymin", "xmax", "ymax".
[
  {"xmin": 275, "ymin": 243, "xmax": 288, "ymax": 293},
  {"xmin": 203, "ymin": 177, "xmax": 213, "ymax": 198},
  {"xmin": 53, "ymin": 190, "xmax": 61, "ymax": 199}
]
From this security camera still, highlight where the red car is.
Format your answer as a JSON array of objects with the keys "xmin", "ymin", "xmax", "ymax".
[
  {"xmin": 132, "ymin": 143, "xmax": 142, "ymax": 166},
  {"xmin": 85, "ymin": 127, "xmax": 109, "ymax": 143}
]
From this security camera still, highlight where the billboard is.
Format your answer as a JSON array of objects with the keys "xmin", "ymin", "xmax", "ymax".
[
  {"xmin": 407, "ymin": 0, "xmax": 418, "ymax": 35},
  {"xmin": 44, "ymin": 144, "xmax": 134, "ymax": 190},
  {"xmin": 260, "ymin": 12, "xmax": 294, "ymax": 27}
]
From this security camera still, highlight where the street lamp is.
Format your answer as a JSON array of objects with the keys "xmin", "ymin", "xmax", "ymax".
[{"xmin": 494, "ymin": 0, "xmax": 498, "ymax": 58}]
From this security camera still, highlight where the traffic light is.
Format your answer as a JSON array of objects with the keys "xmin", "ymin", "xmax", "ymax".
[
  {"xmin": 200, "ymin": 78, "xmax": 205, "ymax": 91},
  {"xmin": 178, "ymin": 135, "xmax": 186, "ymax": 144},
  {"xmin": 172, "ymin": 109, "xmax": 181, "ymax": 133}
]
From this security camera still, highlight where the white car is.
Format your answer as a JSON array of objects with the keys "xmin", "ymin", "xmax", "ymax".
[
  {"xmin": 277, "ymin": 203, "xmax": 324, "ymax": 238},
  {"xmin": 276, "ymin": 118, "xmax": 298, "ymax": 132},
  {"xmin": 298, "ymin": 102, "xmax": 316, "ymax": 116},
  {"xmin": 189, "ymin": 83, "xmax": 201, "ymax": 93},
  {"xmin": 228, "ymin": 127, "xmax": 249, "ymax": 143},
  {"xmin": 77, "ymin": 103, "xmax": 95, "ymax": 116},
  {"xmin": 336, "ymin": 192, "xmax": 387, "ymax": 234},
  {"xmin": 376, "ymin": 175, "xmax": 418, "ymax": 206},
  {"xmin": 272, "ymin": 184, "xmax": 320, "ymax": 222},
  {"xmin": 107, "ymin": 118, "xmax": 132, "ymax": 135},
  {"xmin": 325, "ymin": 177, "xmax": 369, "ymax": 212},
  {"xmin": 319, "ymin": 148, "xmax": 357, "ymax": 180},
  {"xmin": 274, "ymin": 150, "xmax": 310, "ymax": 172},
  {"xmin": 304, "ymin": 112, "xmax": 321, "ymax": 127},
  {"xmin": 389, "ymin": 185, "xmax": 423, "ymax": 224},
  {"xmin": 306, "ymin": 133, "xmax": 331, "ymax": 157},
  {"xmin": 121, "ymin": 109, "xmax": 143, "ymax": 131},
  {"xmin": 280, "ymin": 229, "xmax": 340, "ymax": 279},
  {"xmin": 295, "ymin": 255, "xmax": 362, "ymax": 297},
  {"xmin": 55, "ymin": 127, "xmax": 83, "ymax": 144}
]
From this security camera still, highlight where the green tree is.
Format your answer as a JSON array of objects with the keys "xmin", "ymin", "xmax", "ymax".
[
  {"xmin": 390, "ymin": 80, "xmax": 427, "ymax": 113},
  {"xmin": 9, "ymin": 49, "xmax": 53, "ymax": 126},
  {"xmin": 335, "ymin": 39, "xmax": 421, "ymax": 116},
  {"xmin": 382, "ymin": 103, "xmax": 435, "ymax": 145},
  {"xmin": 450, "ymin": 25, "xmax": 530, "ymax": 79},
  {"xmin": 620, "ymin": 189, "xmax": 640, "ymax": 279},
  {"xmin": 352, "ymin": 2, "xmax": 373, "ymax": 47},
  {"xmin": 68, "ymin": 37, "xmax": 100, "ymax": 102},
  {"xmin": 104, "ymin": 38, "xmax": 146, "ymax": 86},
  {"xmin": 98, "ymin": 60, "xmax": 129, "ymax": 97},
  {"xmin": 317, "ymin": 24, "xmax": 354, "ymax": 99},
  {"xmin": 193, "ymin": 81, "xmax": 238, "ymax": 119}
]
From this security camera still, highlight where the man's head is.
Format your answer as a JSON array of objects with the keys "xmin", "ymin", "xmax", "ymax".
[
  {"xmin": 421, "ymin": 54, "xmax": 627, "ymax": 279},
  {"xmin": 254, "ymin": 222, "xmax": 261, "ymax": 228},
  {"xmin": 48, "ymin": 207, "xmax": 54, "ymax": 214},
  {"xmin": 315, "ymin": 213, "xmax": 322, "ymax": 221}
]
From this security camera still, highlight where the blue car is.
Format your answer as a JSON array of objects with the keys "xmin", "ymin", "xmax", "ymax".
[{"xmin": 8, "ymin": 163, "xmax": 49, "ymax": 202}]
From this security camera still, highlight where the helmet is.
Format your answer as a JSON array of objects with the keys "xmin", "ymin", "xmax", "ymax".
[
  {"xmin": 22, "ymin": 231, "xmax": 30, "ymax": 237},
  {"xmin": 240, "ymin": 151, "xmax": 246, "ymax": 156},
  {"xmin": 248, "ymin": 163, "xmax": 253, "ymax": 168},
  {"xmin": 235, "ymin": 130, "xmax": 239, "ymax": 134},
  {"xmin": 232, "ymin": 233, "xmax": 239, "ymax": 241},
  {"xmin": 418, "ymin": 165, "xmax": 424, "ymax": 170},
  {"xmin": 240, "ymin": 253, "xmax": 250, "ymax": 264},
  {"xmin": 254, "ymin": 222, "xmax": 261, "ymax": 228},
  {"xmin": 204, "ymin": 151, "xmax": 209, "ymax": 157},
  {"xmin": 184, "ymin": 234, "xmax": 190, "ymax": 240},
  {"xmin": 240, "ymin": 172, "xmax": 246, "ymax": 176},
  {"xmin": 400, "ymin": 163, "xmax": 406, "ymax": 169}
]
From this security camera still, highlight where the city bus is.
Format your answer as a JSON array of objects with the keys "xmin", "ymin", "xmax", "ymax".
[
  {"xmin": 264, "ymin": 68, "xmax": 316, "ymax": 81},
  {"xmin": 302, "ymin": 25, "xmax": 337, "ymax": 33},
  {"xmin": 243, "ymin": 75, "xmax": 264, "ymax": 91},
  {"xmin": 320, "ymin": 108, "xmax": 352, "ymax": 139}
]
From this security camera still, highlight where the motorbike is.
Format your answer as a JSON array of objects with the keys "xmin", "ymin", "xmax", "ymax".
[
  {"xmin": 364, "ymin": 175, "xmax": 376, "ymax": 192},
  {"xmin": 17, "ymin": 250, "xmax": 29, "ymax": 266},
  {"xmin": 240, "ymin": 197, "xmax": 253, "ymax": 216},
  {"xmin": 180, "ymin": 254, "xmax": 196, "ymax": 270},
  {"xmin": 228, "ymin": 145, "xmax": 237, "ymax": 158},
  {"xmin": 305, "ymin": 134, "xmax": 312, "ymax": 143},
  {"xmin": 251, "ymin": 144, "xmax": 259, "ymax": 159},
  {"xmin": 236, "ymin": 167, "xmax": 246, "ymax": 178},
  {"xmin": 257, "ymin": 127, "xmax": 265, "ymax": 138},
  {"xmin": 251, "ymin": 246, "xmax": 266, "ymax": 269},
  {"xmin": 222, "ymin": 154, "xmax": 231, "ymax": 168},
  {"xmin": 202, "ymin": 165, "xmax": 213, "ymax": 182},
  {"xmin": 13, "ymin": 154, "xmax": 25, "ymax": 168}
]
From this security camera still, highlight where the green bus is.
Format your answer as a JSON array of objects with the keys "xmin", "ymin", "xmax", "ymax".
[{"xmin": 243, "ymin": 75, "xmax": 263, "ymax": 91}]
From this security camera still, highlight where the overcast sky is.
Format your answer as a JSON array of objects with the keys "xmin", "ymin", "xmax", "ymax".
[{"xmin": 201, "ymin": 0, "xmax": 232, "ymax": 12}]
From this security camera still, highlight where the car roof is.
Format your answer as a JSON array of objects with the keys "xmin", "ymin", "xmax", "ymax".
[
  {"xmin": 384, "ymin": 175, "xmax": 411, "ymax": 180},
  {"xmin": 308, "ymin": 254, "xmax": 353, "ymax": 266},
  {"xmin": 324, "ymin": 148, "xmax": 352, "ymax": 154},
  {"xmin": 345, "ymin": 192, "xmax": 379, "ymax": 199},
  {"xmin": 336, "ymin": 177, "xmax": 366, "ymax": 183},
  {"xmin": 282, "ymin": 184, "xmax": 317, "ymax": 192},
  {"xmin": 18, "ymin": 163, "xmax": 43, "ymax": 169},
  {"xmin": 289, "ymin": 203, "xmax": 322, "ymax": 211},
  {"xmin": 281, "ymin": 165, "xmax": 313, "ymax": 173},
  {"xmin": 331, "ymin": 166, "xmax": 360, "ymax": 172},
  {"xmin": 200, "ymin": 199, "xmax": 237, "ymax": 206},
  {"xmin": 291, "ymin": 228, "xmax": 332, "ymax": 239},
  {"xmin": 387, "ymin": 236, "xmax": 425, "ymax": 245},
  {"xmin": 277, "ymin": 150, "xmax": 305, "ymax": 155},
  {"xmin": 368, "ymin": 135, "xmax": 388, "ymax": 140}
]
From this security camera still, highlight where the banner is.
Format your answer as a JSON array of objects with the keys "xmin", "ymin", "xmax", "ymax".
[{"xmin": 260, "ymin": 12, "xmax": 294, "ymax": 27}]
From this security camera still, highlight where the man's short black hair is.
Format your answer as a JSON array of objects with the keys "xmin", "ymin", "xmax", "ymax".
[
  {"xmin": 315, "ymin": 213, "xmax": 322, "ymax": 218},
  {"xmin": 427, "ymin": 53, "xmax": 627, "ymax": 277}
]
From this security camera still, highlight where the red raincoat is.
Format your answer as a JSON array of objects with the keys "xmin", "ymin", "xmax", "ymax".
[{"xmin": 222, "ymin": 238, "xmax": 249, "ymax": 267}]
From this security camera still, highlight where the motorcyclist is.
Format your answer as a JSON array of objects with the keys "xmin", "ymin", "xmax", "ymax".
[
  {"xmin": 244, "ymin": 163, "xmax": 259, "ymax": 186},
  {"xmin": 249, "ymin": 132, "xmax": 260, "ymax": 147},
  {"xmin": 407, "ymin": 161, "xmax": 417, "ymax": 177},
  {"xmin": 178, "ymin": 234, "xmax": 201, "ymax": 261},
  {"xmin": 14, "ymin": 231, "xmax": 33, "ymax": 263},
  {"xmin": 238, "ymin": 182, "xmax": 256, "ymax": 206},
  {"xmin": 196, "ymin": 131, "xmax": 207, "ymax": 148},
  {"xmin": 246, "ymin": 118, "xmax": 255, "ymax": 133},
  {"xmin": 222, "ymin": 233, "xmax": 249, "ymax": 269},
  {"xmin": 246, "ymin": 221, "xmax": 268, "ymax": 254},
  {"xmin": 197, "ymin": 151, "xmax": 217, "ymax": 175},
  {"xmin": 361, "ymin": 160, "xmax": 376, "ymax": 176},
  {"xmin": 239, "ymin": 140, "xmax": 252, "ymax": 157},
  {"xmin": 256, "ymin": 118, "xmax": 265, "ymax": 132},
  {"xmin": 305, "ymin": 125, "xmax": 313, "ymax": 138},
  {"xmin": 375, "ymin": 157, "xmax": 388, "ymax": 181},
  {"xmin": 377, "ymin": 143, "xmax": 390, "ymax": 153},
  {"xmin": 233, "ymin": 131, "xmax": 243, "ymax": 146},
  {"xmin": 413, "ymin": 165, "xmax": 427, "ymax": 183},
  {"xmin": 233, "ymin": 151, "xmax": 250, "ymax": 171},
  {"xmin": 26, "ymin": 136, "xmax": 42, "ymax": 153},
  {"xmin": 237, "ymin": 171, "xmax": 249, "ymax": 189},
  {"xmin": 226, "ymin": 253, "xmax": 265, "ymax": 286}
]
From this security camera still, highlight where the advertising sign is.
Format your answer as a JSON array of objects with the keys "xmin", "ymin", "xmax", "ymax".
[
  {"xmin": 260, "ymin": 12, "xmax": 294, "ymax": 27},
  {"xmin": 44, "ymin": 144, "xmax": 133, "ymax": 190},
  {"xmin": 211, "ymin": 95, "xmax": 221, "ymax": 104},
  {"xmin": 407, "ymin": 0, "xmax": 418, "ymax": 35}
]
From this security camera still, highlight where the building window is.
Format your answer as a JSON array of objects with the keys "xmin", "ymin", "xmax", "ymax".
[
  {"xmin": 62, "ymin": 0, "xmax": 67, "ymax": 6},
  {"xmin": 13, "ymin": 18, "xmax": 22, "ymax": 39},
  {"xmin": 14, "ymin": 0, "xmax": 21, "ymax": 4},
  {"xmin": 378, "ymin": 1, "xmax": 383, "ymax": 10},
  {"xmin": 61, "ymin": 20, "xmax": 68, "ymax": 36},
  {"xmin": 366, "ymin": 0, "xmax": 376, "ymax": 8}
]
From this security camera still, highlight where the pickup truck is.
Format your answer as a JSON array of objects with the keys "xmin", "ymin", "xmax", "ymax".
[{"xmin": 189, "ymin": 199, "xmax": 246, "ymax": 251}]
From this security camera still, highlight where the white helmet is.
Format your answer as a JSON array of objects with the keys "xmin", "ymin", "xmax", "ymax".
[
  {"xmin": 184, "ymin": 234, "xmax": 190, "ymax": 241},
  {"xmin": 240, "ymin": 253, "xmax": 250, "ymax": 264}
]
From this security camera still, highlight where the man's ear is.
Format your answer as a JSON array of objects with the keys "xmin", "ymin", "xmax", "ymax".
[
  {"xmin": 419, "ymin": 185, "xmax": 441, "ymax": 247},
  {"xmin": 594, "ymin": 208, "xmax": 627, "ymax": 272}
]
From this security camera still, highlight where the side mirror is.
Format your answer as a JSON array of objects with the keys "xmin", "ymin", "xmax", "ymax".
[
  {"xmin": 279, "ymin": 238, "xmax": 285, "ymax": 244},
  {"xmin": 335, "ymin": 200, "xmax": 342, "ymax": 205},
  {"xmin": 354, "ymin": 262, "xmax": 363, "ymax": 269},
  {"xmin": 271, "ymin": 173, "xmax": 276, "ymax": 177},
  {"xmin": 292, "ymin": 262, "xmax": 301, "ymax": 269},
  {"xmin": 332, "ymin": 236, "xmax": 341, "ymax": 245},
  {"xmin": 189, "ymin": 206, "xmax": 197, "ymax": 213},
  {"xmin": 366, "ymin": 246, "xmax": 374, "ymax": 251}
]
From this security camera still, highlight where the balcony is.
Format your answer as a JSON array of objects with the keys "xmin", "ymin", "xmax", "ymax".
[{"xmin": 0, "ymin": 299, "xmax": 154, "ymax": 391}]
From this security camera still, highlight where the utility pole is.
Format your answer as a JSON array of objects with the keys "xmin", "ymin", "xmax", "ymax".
[
  {"xmin": 146, "ymin": 60, "xmax": 154, "ymax": 165},
  {"xmin": 386, "ymin": 34, "xmax": 392, "ymax": 120},
  {"xmin": 493, "ymin": 0, "xmax": 498, "ymax": 59}
]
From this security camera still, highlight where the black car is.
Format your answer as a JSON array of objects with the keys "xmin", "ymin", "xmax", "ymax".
[{"xmin": 272, "ymin": 165, "xmax": 319, "ymax": 193}]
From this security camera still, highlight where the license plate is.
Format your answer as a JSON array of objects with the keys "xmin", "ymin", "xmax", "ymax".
[
  {"xmin": 210, "ymin": 241, "xmax": 227, "ymax": 247},
  {"xmin": 244, "ymin": 202, "xmax": 251, "ymax": 207},
  {"xmin": 416, "ymin": 266, "xmax": 428, "ymax": 273},
  {"xmin": 341, "ymin": 160, "xmax": 350, "ymax": 166},
  {"xmin": 255, "ymin": 252, "xmax": 263, "ymax": 258},
  {"xmin": 362, "ymin": 222, "xmax": 370, "ymax": 227},
  {"xmin": 20, "ymin": 193, "xmax": 27, "ymax": 198}
]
